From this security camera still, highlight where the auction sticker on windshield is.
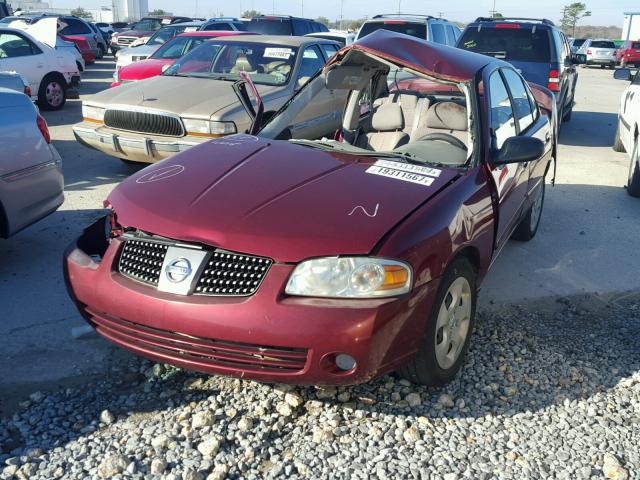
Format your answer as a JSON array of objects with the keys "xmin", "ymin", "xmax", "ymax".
[
  {"xmin": 264, "ymin": 48, "xmax": 294, "ymax": 59},
  {"xmin": 366, "ymin": 164, "xmax": 435, "ymax": 186},
  {"xmin": 372, "ymin": 159, "xmax": 441, "ymax": 177}
]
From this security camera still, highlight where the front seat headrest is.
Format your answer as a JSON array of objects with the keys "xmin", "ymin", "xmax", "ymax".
[{"xmin": 371, "ymin": 103, "xmax": 405, "ymax": 132}]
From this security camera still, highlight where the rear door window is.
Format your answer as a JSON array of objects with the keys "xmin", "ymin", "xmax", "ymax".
[
  {"xmin": 358, "ymin": 21, "xmax": 426, "ymax": 40},
  {"xmin": 431, "ymin": 23, "xmax": 446, "ymax": 43},
  {"xmin": 292, "ymin": 19, "xmax": 311, "ymax": 35},
  {"xmin": 297, "ymin": 45, "xmax": 325, "ymax": 81},
  {"xmin": 445, "ymin": 25, "xmax": 457, "ymax": 45},
  {"xmin": 489, "ymin": 71, "xmax": 516, "ymax": 148},
  {"xmin": 633, "ymin": 42, "xmax": 640, "ymax": 49},
  {"xmin": 0, "ymin": 32, "xmax": 41, "ymax": 57},
  {"xmin": 459, "ymin": 26, "xmax": 551, "ymax": 62},
  {"xmin": 320, "ymin": 43, "xmax": 339, "ymax": 59}
]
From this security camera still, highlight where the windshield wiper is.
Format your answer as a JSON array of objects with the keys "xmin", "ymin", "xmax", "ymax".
[{"xmin": 289, "ymin": 139, "xmax": 337, "ymax": 150}]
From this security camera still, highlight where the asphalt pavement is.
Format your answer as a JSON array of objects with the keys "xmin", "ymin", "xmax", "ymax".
[{"xmin": 0, "ymin": 60, "xmax": 638, "ymax": 401}]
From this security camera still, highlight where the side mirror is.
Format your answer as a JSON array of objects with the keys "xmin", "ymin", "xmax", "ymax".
[
  {"xmin": 614, "ymin": 68, "xmax": 632, "ymax": 81},
  {"xmin": 572, "ymin": 54, "xmax": 586, "ymax": 65},
  {"xmin": 494, "ymin": 136, "xmax": 545, "ymax": 166}
]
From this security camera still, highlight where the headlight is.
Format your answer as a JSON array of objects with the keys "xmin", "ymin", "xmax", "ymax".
[
  {"xmin": 82, "ymin": 105, "xmax": 105, "ymax": 122},
  {"xmin": 285, "ymin": 257, "xmax": 412, "ymax": 298},
  {"xmin": 183, "ymin": 119, "xmax": 237, "ymax": 136}
]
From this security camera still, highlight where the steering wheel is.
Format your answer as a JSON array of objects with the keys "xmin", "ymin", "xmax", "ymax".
[{"xmin": 418, "ymin": 132, "xmax": 466, "ymax": 150}]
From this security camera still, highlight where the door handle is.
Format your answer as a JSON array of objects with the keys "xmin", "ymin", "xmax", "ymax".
[{"xmin": 545, "ymin": 132, "xmax": 551, "ymax": 143}]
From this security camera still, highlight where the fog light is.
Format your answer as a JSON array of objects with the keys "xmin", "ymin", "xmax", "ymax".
[{"xmin": 335, "ymin": 354, "xmax": 356, "ymax": 371}]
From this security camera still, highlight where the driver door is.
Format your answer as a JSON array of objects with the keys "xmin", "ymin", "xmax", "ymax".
[{"xmin": 485, "ymin": 68, "xmax": 530, "ymax": 250}]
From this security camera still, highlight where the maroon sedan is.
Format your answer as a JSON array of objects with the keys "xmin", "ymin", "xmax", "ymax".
[{"xmin": 65, "ymin": 30, "xmax": 556, "ymax": 386}]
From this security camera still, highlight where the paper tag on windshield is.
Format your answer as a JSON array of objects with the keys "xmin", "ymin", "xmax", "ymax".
[
  {"xmin": 161, "ymin": 18, "xmax": 171, "ymax": 24},
  {"xmin": 372, "ymin": 159, "xmax": 441, "ymax": 177},
  {"xmin": 366, "ymin": 166, "xmax": 434, "ymax": 186},
  {"xmin": 184, "ymin": 26, "xmax": 198, "ymax": 32},
  {"xmin": 264, "ymin": 48, "xmax": 293, "ymax": 59}
]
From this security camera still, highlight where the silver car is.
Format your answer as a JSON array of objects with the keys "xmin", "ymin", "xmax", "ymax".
[
  {"xmin": 0, "ymin": 87, "xmax": 64, "ymax": 237},
  {"xmin": 579, "ymin": 39, "xmax": 617, "ymax": 68}
]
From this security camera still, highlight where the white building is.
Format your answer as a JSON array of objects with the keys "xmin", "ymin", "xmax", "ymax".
[
  {"xmin": 88, "ymin": 7, "xmax": 113, "ymax": 22},
  {"xmin": 112, "ymin": 0, "xmax": 147, "ymax": 22},
  {"xmin": 9, "ymin": 0, "xmax": 50, "ymax": 12},
  {"xmin": 622, "ymin": 12, "xmax": 640, "ymax": 41}
]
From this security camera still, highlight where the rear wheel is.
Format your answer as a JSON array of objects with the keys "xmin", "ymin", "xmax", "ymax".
[
  {"xmin": 398, "ymin": 257, "xmax": 477, "ymax": 386},
  {"xmin": 613, "ymin": 121, "xmax": 626, "ymax": 152},
  {"xmin": 37, "ymin": 74, "xmax": 66, "ymax": 111},
  {"xmin": 627, "ymin": 139, "xmax": 640, "ymax": 197},
  {"xmin": 512, "ymin": 181, "xmax": 545, "ymax": 241},
  {"xmin": 562, "ymin": 98, "xmax": 573, "ymax": 122}
]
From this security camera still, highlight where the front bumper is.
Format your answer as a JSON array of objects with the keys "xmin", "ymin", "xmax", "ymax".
[
  {"xmin": 73, "ymin": 122, "xmax": 209, "ymax": 163},
  {"xmin": 64, "ymin": 222, "xmax": 438, "ymax": 385}
]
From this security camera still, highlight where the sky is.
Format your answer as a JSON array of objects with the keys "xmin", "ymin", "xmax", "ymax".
[{"xmin": 50, "ymin": 0, "xmax": 639, "ymax": 26}]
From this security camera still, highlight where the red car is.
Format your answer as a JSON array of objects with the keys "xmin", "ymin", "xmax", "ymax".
[
  {"xmin": 111, "ymin": 31, "xmax": 252, "ymax": 87},
  {"xmin": 616, "ymin": 40, "xmax": 640, "ymax": 67},
  {"xmin": 60, "ymin": 34, "xmax": 96, "ymax": 65},
  {"xmin": 65, "ymin": 30, "xmax": 556, "ymax": 386}
]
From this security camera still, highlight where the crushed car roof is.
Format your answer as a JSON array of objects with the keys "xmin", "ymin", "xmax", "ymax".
[{"xmin": 329, "ymin": 29, "xmax": 505, "ymax": 83}]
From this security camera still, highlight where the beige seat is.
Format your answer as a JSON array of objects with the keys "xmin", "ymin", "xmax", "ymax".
[
  {"xmin": 356, "ymin": 103, "xmax": 409, "ymax": 151},
  {"xmin": 231, "ymin": 55, "xmax": 257, "ymax": 73},
  {"xmin": 411, "ymin": 101, "xmax": 468, "ymax": 144},
  {"xmin": 375, "ymin": 92, "xmax": 425, "ymax": 136}
]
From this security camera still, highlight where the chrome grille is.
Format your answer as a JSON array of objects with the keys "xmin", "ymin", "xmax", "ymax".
[
  {"xmin": 117, "ymin": 237, "xmax": 272, "ymax": 296},
  {"xmin": 118, "ymin": 239, "xmax": 168, "ymax": 286},
  {"xmin": 104, "ymin": 110, "xmax": 184, "ymax": 137},
  {"xmin": 116, "ymin": 36, "xmax": 137, "ymax": 45},
  {"xmin": 194, "ymin": 251, "xmax": 273, "ymax": 296}
]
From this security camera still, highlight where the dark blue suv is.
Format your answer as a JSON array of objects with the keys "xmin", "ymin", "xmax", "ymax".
[{"xmin": 457, "ymin": 17, "xmax": 579, "ymax": 124}]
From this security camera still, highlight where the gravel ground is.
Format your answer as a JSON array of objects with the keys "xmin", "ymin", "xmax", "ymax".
[{"xmin": 0, "ymin": 295, "xmax": 638, "ymax": 480}]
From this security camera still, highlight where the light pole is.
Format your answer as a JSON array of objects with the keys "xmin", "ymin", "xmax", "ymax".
[{"xmin": 398, "ymin": 0, "xmax": 401, "ymax": 14}]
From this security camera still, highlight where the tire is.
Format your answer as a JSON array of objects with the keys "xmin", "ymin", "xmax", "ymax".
[
  {"xmin": 512, "ymin": 181, "xmax": 545, "ymax": 241},
  {"xmin": 562, "ymin": 98, "xmax": 573, "ymax": 122},
  {"xmin": 110, "ymin": 47, "xmax": 118, "ymax": 56},
  {"xmin": 97, "ymin": 44, "xmax": 105, "ymax": 59},
  {"xmin": 613, "ymin": 121, "xmax": 626, "ymax": 152},
  {"xmin": 398, "ymin": 257, "xmax": 477, "ymax": 386},
  {"xmin": 37, "ymin": 74, "xmax": 66, "ymax": 111},
  {"xmin": 627, "ymin": 140, "xmax": 640, "ymax": 197},
  {"xmin": 76, "ymin": 61, "xmax": 84, "ymax": 72}
]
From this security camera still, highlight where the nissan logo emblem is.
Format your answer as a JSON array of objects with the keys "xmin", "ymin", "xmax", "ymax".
[{"xmin": 165, "ymin": 258, "xmax": 192, "ymax": 283}]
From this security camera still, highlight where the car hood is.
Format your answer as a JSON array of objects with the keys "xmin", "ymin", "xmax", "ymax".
[
  {"xmin": 108, "ymin": 136, "xmax": 460, "ymax": 262},
  {"xmin": 119, "ymin": 58, "xmax": 171, "ymax": 81},
  {"xmin": 90, "ymin": 75, "xmax": 281, "ymax": 118},
  {"xmin": 118, "ymin": 44, "xmax": 158, "ymax": 58}
]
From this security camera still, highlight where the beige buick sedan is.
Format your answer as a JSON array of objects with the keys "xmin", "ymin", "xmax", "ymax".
[{"xmin": 73, "ymin": 36, "xmax": 344, "ymax": 164}]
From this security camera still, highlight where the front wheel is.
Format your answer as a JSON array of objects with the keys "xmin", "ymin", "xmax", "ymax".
[
  {"xmin": 628, "ymin": 140, "xmax": 640, "ymax": 197},
  {"xmin": 512, "ymin": 181, "xmax": 545, "ymax": 241},
  {"xmin": 613, "ymin": 121, "xmax": 626, "ymax": 152},
  {"xmin": 398, "ymin": 257, "xmax": 477, "ymax": 386},
  {"xmin": 37, "ymin": 74, "xmax": 66, "ymax": 111}
]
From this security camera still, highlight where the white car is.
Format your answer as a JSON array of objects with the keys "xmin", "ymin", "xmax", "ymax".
[
  {"xmin": 0, "ymin": 26, "xmax": 80, "ymax": 110},
  {"xmin": 0, "ymin": 87, "xmax": 64, "ymax": 238},
  {"xmin": 305, "ymin": 30, "xmax": 355, "ymax": 47},
  {"xmin": 613, "ymin": 67, "xmax": 640, "ymax": 197}
]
